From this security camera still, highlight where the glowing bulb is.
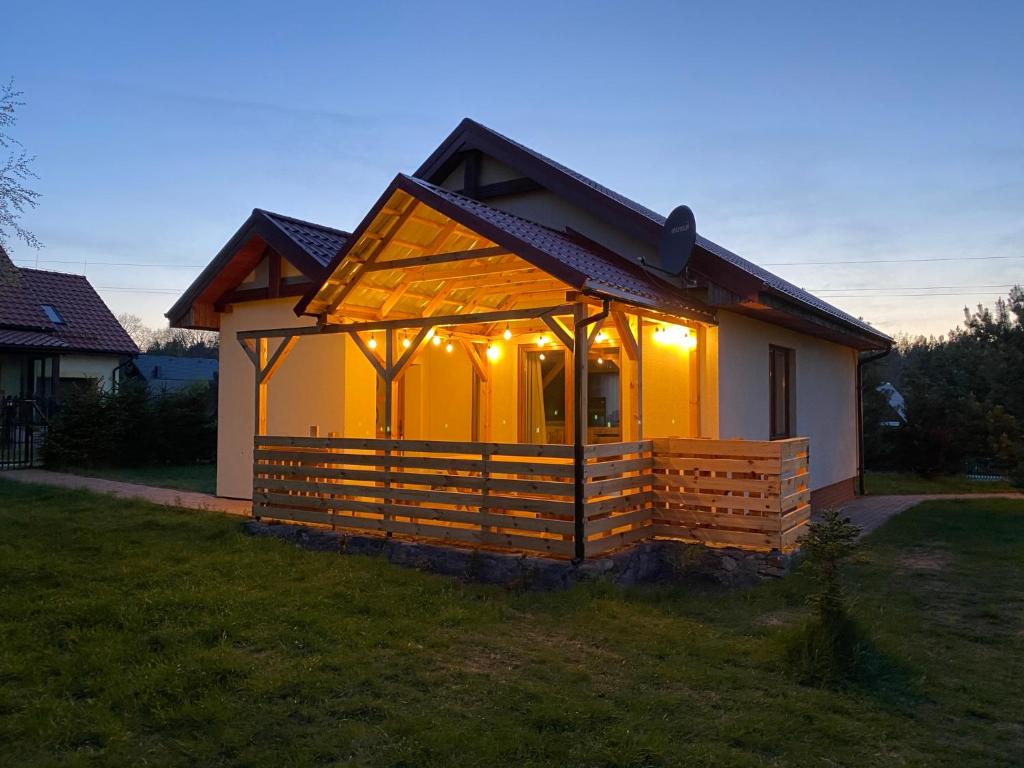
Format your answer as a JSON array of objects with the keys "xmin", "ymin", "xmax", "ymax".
[
  {"xmin": 597, "ymin": 356, "xmax": 604, "ymax": 365},
  {"xmin": 367, "ymin": 334, "xmax": 377, "ymax": 350},
  {"xmin": 432, "ymin": 334, "xmax": 442, "ymax": 346},
  {"xmin": 538, "ymin": 335, "xmax": 547, "ymax": 347},
  {"xmin": 503, "ymin": 324, "xmax": 512, "ymax": 341},
  {"xmin": 683, "ymin": 333, "xmax": 697, "ymax": 350},
  {"xmin": 402, "ymin": 333, "xmax": 410, "ymax": 349},
  {"xmin": 445, "ymin": 337, "xmax": 454, "ymax": 353},
  {"xmin": 539, "ymin": 352, "xmax": 546, "ymax": 361},
  {"xmin": 595, "ymin": 331, "xmax": 607, "ymax": 343},
  {"xmin": 486, "ymin": 343, "xmax": 500, "ymax": 361}
]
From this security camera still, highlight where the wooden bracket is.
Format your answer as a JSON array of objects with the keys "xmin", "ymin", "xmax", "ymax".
[
  {"xmin": 611, "ymin": 310, "xmax": 638, "ymax": 361},
  {"xmin": 542, "ymin": 314, "xmax": 575, "ymax": 352},
  {"xmin": 349, "ymin": 331, "xmax": 387, "ymax": 379},
  {"xmin": 459, "ymin": 339, "xmax": 489, "ymax": 383},
  {"xmin": 391, "ymin": 325, "xmax": 432, "ymax": 379},
  {"xmin": 258, "ymin": 336, "xmax": 297, "ymax": 384}
]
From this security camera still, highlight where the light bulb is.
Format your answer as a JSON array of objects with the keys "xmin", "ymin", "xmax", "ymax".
[
  {"xmin": 539, "ymin": 352, "xmax": 545, "ymax": 361},
  {"xmin": 402, "ymin": 333, "xmax": 410, "ymax": 349},
  {"xmin": 538, "ymin": 335, "xmax": 547, "ymax": 347},
  {"xmin": 445, "ymin": 337, "xmax": 454, "ymax": 353},
  {"xmin": 595, "ymin": 331, "xmax": 607, "ymax": 343},
  {"xmin": 503, "ymin": 324, "xmax": 512, "ymax": 340},
  {"xmin": 597, "ymin": 356, "xmax": 604, "ymax": 365},
  {"xmin": 432, "ymin": 334, "xmax": 442, "ymax": 346},
  {"xmin": 367, "ymin": 334, "xmax": 377, "ymax": 350},
  {"xmin": 486, "ymin": 344, "xmax": 499, "ymax": 361}
]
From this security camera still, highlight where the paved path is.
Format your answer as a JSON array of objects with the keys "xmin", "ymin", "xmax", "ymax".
[
  {"xmin": 3, "ymin": 469, "xmax": 1021, "ymax": 536},
  {"xmin": 1, "ymin": 469, "xmax": 251, "ymax": 516},
  {"xmin": 819, "ymin": 492, "xmax": 1024, "ymax": 538}
]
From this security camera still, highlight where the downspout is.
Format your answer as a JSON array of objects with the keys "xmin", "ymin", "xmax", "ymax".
[
  {"xmin": 857, "ymin": 344, "xmax": 893, "ymax": 496},
  {"xmin": 572, "ymin": 298, "xmax": 610, "ymax": 563}
]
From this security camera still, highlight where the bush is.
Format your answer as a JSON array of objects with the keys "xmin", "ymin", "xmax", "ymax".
[
  {"xmin": 43, "ymin": 378, "xmax": 215, "ymax": 469},
  {"xmin": 785, "ymin": 508, "xmax": 872, "ymax": 687}
]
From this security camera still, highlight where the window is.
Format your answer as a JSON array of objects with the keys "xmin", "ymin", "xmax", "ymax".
[
  {"xmin": 769, "ymin": 345, "xmax": 794, "ymax": 439},
  {"xmin": 520, "ymin": 349, "xmax": 568, "ymax": 443},
  {"xmin": 41, "ymin": 304, "xmax": 65, "ymax": 324}
]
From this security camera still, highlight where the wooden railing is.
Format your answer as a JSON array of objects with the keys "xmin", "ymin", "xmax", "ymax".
[
  {"xmin": 253, "ymin": 435, "xmax": 811, "ymax": 559},
  {"xmin": 649, "ymin": 437, "xmax": 811, "ymax": 552},
  {"xmin": 254, "ymin": 436, "xmax": 577, "ymax": 557}
]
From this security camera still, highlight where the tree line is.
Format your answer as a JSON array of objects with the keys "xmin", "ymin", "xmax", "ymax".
[{"xmin": 863, "ymin": 286, "xmax": 1024, "ymax": 483}]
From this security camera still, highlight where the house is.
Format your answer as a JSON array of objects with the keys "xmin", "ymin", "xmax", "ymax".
[
  {"xmin": 0, "ymin": 246, "xmax": 138, "ymax": 402},
  {"xmin": 168, "ymin": 119, "xmax": 891, "ymax": 559},
  {"xmin": 127, "ymin": 353, "xmax": 218, "ymax": 395}
]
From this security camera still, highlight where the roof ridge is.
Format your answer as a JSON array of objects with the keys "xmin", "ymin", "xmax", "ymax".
[{"xmin": 255, "ymin": 208, "xmax": 351, "ymax": 237}]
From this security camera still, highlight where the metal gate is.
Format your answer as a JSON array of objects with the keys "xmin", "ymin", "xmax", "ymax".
[{"xmin": 0, "ymin": 398, "xmax": 49, "ymax": 469}]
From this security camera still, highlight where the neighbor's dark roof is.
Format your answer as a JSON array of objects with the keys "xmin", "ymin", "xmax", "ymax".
[
  {"xmin": 132, "ymin": 354, "xmax": 218, "ymax": 392},
  {"xmin": 416, "ymin": 118, "xmax": 890, "ymax": 345},
  {"xmin": 0, "ymin": 259, "xmax": 138, "ymax": 355}
]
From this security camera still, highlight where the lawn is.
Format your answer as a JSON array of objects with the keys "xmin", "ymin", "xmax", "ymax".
[
  {"xmin": 59, "ymin": 463, "xmax": 217, "ymax": 494},
  {"xmin": 1, "ymin": 480, "xmax": 1022, "ymax": 767},
  {"xmin": 864, "ymin": 470, "xmax": 1018, "ymax": 495}
]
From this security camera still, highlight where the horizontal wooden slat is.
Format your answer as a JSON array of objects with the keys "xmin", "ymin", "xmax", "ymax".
[
  {"xmin": 256, "ymin": 434, "xmax": 573, "ymax": 458},
  {"xmin": 583, "ymin": 440, "xmax": 652, "ymax": 459},
  {"xmin": 254, "ymin": 449, "xmax": 575, "ymax": 477}
]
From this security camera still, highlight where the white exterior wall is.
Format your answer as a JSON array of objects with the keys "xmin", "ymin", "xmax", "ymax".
[
  {"xmin": 60, "ymin": 354, "xmax": 122, "ymax": 390},
  {"xmin": 716, "ymin": 310, "xmax": 858, "ymax": 491},
  {"xmin": 217, "ymin": 299, "xmax": 347, "ymax": 499}
]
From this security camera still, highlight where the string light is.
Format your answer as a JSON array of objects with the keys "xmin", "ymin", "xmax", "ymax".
[
  {"xmin": 431, "ymin": 332, "xmax": 442, "ymax": 346},
  {"xmin": 402, "ymin": 332, "xmax": 410, "ymax": 349},
  {"xmin": 367, "ymin": 333, "xmax": 377, "ymax": 350},
  {"xmin": 486, "ymin": 343, "xmax": 500, "ymax": 361},
  {"xmin": 445, "ymin": 336, "xmax": 454, "ymax": 353},
  {"xmin": 539, "ymin": 352, "xmax": 546, "ymax": 361},
  {"xmin": 595, "ymin": 331, "xmax": 607, "ymax": 343},
  {"xmin": 537, "ymin": 335, "xmax": 547, "ymax": 347},
  {"xmin": 597, "ymin": 356, "xmax": 604, "ymax": 365},
  {"xmin": 503, "ymin": 323, "xmax": 512, "ymax": 341}
]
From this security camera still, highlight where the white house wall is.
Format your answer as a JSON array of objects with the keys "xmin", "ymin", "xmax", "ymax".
[
  {"xmin": 59, "ymin": 354, "xmax": 122, "ymax": 390},
  {"xmin": 217, "ymin": 299, "xmax": 347, "ymax": 499},
  {"xmin": 716, "ymin": 310, "xmax": 858, "ymax": 491}
]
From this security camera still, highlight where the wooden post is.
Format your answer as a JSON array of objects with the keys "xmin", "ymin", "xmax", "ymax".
[
  {"xmin": 636, "ymin": 314, "xmax": 644, "ymax": 439},
  {"xmin": 383, "ymin": 329, "xmax": 394, "ymax": 536},
  {"xmin": 572, "ymin": 304, "xmax": 589, "ymax": 562},
  {"xmin": 254, "ymin": 337, "xmax": 268, "ymax": 436}
]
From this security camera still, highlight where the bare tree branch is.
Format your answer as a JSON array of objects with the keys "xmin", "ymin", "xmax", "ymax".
[{"xmin": 0, "ymin": 78, "xmax": 42, "ymax": 252}]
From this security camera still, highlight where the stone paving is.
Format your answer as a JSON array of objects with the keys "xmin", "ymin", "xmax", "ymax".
[
  {"xmin": 816, "ymin": 491, "xmax": 1023, "ymax": 538},
  {"xmin": 2, "ymin": 469, "xmax": 251, "ymax": 516}
]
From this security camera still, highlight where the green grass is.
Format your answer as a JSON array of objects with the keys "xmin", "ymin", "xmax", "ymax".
[
  {"xmin": 1, "ymin": 480, "xmax": 1022, "ymax": 767},
  {"xmin": 864, "ymin": 470, "xmax": 1019, "ymax": 495},
  {"xmin": 59, "ymin": 464, "xmax": 217, "ymax": 494}
]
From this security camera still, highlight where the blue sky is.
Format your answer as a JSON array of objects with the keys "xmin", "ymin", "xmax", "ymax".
[{"xmin": 3, "ymin": 0, "xmax": 1022, "ymax": 336}]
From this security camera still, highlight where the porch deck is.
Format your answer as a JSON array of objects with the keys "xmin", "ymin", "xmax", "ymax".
[{"xmin": 253, "ymin": 435, "xmax": 810, "ymax": 558}]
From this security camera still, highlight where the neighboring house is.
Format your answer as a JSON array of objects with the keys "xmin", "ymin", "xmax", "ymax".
[
  {"xmin": 0, "ymin": 246, "xmax": 138, "ymax": 403},
  {"xmin": 127, "ymin": 354, "xmax": 218, "ymax": 394},
  {"xmin": 168, "ymin": 118, "xmax": 891, "ymax": 560},
  {"xmin": 876, "ymin": 381, "xmax": 907, "ymax": 427}
]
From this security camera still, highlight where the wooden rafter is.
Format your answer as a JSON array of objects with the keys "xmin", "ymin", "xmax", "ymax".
[
  {"xmin": 391, "ymin": 325, "xmax": 432, "ymax": 378},
  {"xmin": 611, "ymin": 310, "xmax": 638, "ymax": 361},
  {"xmin": 587, "ymin": 314, "xmax": 607, "ymax": 348},
  {"xmin": 327, "ymin": 199, "xmax": 420, "ymax": 312},
  {"xmin": 365, "ymin": 246, "xmax": 508, "ymax": 272}
]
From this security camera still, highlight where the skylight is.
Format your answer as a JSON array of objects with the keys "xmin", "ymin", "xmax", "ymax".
[{"xmin": 41, "ymin": 304, "xmax": 65, "ymax": 324}]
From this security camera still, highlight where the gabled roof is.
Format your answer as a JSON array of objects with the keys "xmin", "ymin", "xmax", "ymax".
[
  {"xmin": 0, "ymin": 251, "xmax": 138, "ymax": 355},
  {"xmin": 416, "ymin": 118, "xmax": 891, "ymax": 347},
  {"xmin": 166, "ymin": 209, "xmax": 350, "ymax": 328},
  {"xmin": 297, "ymin": 174, "xmax": 714, "ymax": 321}
]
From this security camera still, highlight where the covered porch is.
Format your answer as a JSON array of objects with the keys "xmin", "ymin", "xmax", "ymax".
[{"xmin": 237, "ymin": 175, "xmax": 810, "ymax": 559}]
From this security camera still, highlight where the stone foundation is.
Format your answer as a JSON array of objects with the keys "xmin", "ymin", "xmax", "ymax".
[{"xmin": 244, "ymin": 521, "xmax": 798, "ymax": 590}]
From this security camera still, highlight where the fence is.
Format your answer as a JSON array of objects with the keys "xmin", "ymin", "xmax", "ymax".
[{"xmin": 253, "ymin": 435, "xmax": 811, "ymax": 558}]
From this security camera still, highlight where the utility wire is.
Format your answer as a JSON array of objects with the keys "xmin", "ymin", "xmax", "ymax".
[{"xmin": 763, "ymin": 254, "xmax": 1022, "ymax": 266}]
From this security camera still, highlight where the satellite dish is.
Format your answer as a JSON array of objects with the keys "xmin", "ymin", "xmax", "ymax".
[{"xmin": 659, "ymin": 205, "xmax": 696, "ymax": 275}]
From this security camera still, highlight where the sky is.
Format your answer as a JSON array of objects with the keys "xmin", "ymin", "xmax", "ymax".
[{"xmin": 2, "ymin": 0, "xmax": 1022, "ymax": 338}]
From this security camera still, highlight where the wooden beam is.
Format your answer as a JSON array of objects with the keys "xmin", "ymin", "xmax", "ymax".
[
  {"xmin": 348, "ymin": 331, "xmax": 387, "ymax": 378},
  {"xmin": 258, "ymin": 335, "xmax": 297, "ymax": 384},
  {"xmin": 459, "ymin": 339, "xmax": 489, "ymax": 383},
  {"xmin": 587, "ymin": 314, "xmax": 607, "ymax": 349},
  {"xmin": 379, "ymin": 281, "xmax": 411, "ymax": 317},
  {"xmin": 268, "ymin": 250, "xmax": 282, "ymax": 298},
  {"xmin": 239, "ymin": 304, "xmax": 577, "ymax": 339},
  {"xmin": 363, "ymin": 246, "xmax": 508, "ymax": 273},
  {"xmin": 238, "ymin": 337, "xmax": 259, "ymax": 367},
  {"xmin": 542, "ymin": 315, "xmax": 574, "ymax": 352},
  {"xmin": 328, "ymin": 199, "xmax": 420, "ymax": 312},
  {"xmin": 254, "ymin": 338, "xmax": 268, "ymax": 436},
  {"xmin": 390, "ymin": 325, "xmax": 432, "ymax": 379},
  {"xmin": 611, "ymin": 310, "xmax": 638, "ymax": 361}
]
